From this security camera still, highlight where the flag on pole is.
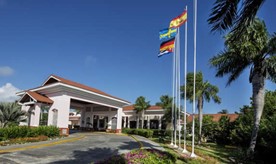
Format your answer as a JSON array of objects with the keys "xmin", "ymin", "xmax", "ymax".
[
  {"xmin": 169, "ymin": 10, "xmax": 187, "ymax": 28},
  {"xmin": 158, "ymin": 38, "xmax": 175, "ymax": 57},
  {"xmin": 159, "ymin": 28, "xmax": 177, "ymax": 41}
]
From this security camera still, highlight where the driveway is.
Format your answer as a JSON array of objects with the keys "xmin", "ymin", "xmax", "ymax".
[{"xmin": 0, "ymin": 133, "xmax": 142, "ymax": 164}]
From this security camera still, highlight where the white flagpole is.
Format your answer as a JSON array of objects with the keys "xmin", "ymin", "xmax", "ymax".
[
  {"xmin": 191, "ymin": 0, "xmax": 197, "ymax": 158},
  {"xmin": 177, "ymin": 27, "xmax": 181, "ymax": 149},
  {"xmin": 171, "ymin": 40, "xmax": 176, "ymax": 146},
  {"xmin": 183, "ymin": 5, "xmax": 188, "ymax": 153},
  {"xmin": 174, "ymin": 32, "xmax": 178, "ymax": 148}
]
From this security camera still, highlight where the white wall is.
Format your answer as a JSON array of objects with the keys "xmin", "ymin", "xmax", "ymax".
[{"xmin": 48, "ymin": 94, "xmax": 70, "ymax": 128}]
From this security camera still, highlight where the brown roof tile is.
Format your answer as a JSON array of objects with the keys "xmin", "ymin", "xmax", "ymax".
[
  {"xmin": 123, "ymin": 105, "xmax": 163, "ymax": 111},
  {"xmin": 187, "ymin": 114, "xmax": 239, "ymax": 122},
  {"xmin": 44, "ymin": 74, "xmax": 130, "ymax": 103},
  {"xmin": 27, "ymin": 91, "xmax": 53, "ymax": 104}
]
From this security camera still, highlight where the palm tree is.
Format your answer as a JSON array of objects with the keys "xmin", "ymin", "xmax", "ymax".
[
  {"xmin": 208, "ymin": 0, "xmax": 265, "ymax": 37},
  {"xmin": 0, "ymin": 102, "xmax": 26, "ymax": 128},
  {"xmin": 181, "ymin": 72, "xmax": 221, "ymax": 144},
  {"xmin": 210, "ymin": 18, "xmax": 276, "ymax": 156},
  {"xmin": 134, "ymin": 96, "xmax": 150, "ymax": 129},
  {"xmin": 156, "ymin": 95, "xmax": 173, "ymax": 124}
]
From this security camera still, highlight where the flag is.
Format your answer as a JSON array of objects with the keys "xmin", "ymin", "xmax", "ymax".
[
  {"xmin": 158, "ymin": 38, "xmax": 175, "ymax": 57},
  {"xmin": 159, "ymin": 28, "xmax": 177, "ymax": 41},
  {"xmin": 169, "ymin": 10, "xmax": 187, "ymax": 28},
  {"xmin": 158, "ymin": 50, "xmax": 171, "ymax": 57}
]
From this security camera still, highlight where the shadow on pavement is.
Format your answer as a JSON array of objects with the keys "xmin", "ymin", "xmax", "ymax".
[{"xmin": 51, "ymin": 141, "xmax": 140, "ymax": 163}]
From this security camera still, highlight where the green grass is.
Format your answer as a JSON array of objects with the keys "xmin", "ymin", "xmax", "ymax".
[{"xmin": 151, "ymin": 137, "xmax": 241, "ymax": 164}]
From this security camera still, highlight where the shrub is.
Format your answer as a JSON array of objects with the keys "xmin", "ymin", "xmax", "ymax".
[
  {"xmin": 0, "ymin": 126, "xmax": 60, "ymax": 141},
  {"xmin": 122, "ymin": 128, "xmax": 153, "ymax": 138}
]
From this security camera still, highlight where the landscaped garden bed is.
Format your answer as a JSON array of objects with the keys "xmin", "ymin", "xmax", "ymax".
[{"xmin": 96, "ymin": 148, "xmax": 177, "ymax": 164}]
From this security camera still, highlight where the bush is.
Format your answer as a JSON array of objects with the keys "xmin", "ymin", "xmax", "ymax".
[
  {"xmin": 122, "ymin": 128, "xmax": 153, "ymax": 138},
  {"xmin": 0, "ymin": 126, "xmax": 60, "ymax": 141}
]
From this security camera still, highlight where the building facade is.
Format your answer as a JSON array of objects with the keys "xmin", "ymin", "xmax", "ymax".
[
  {"xmin": 17, "ymin": 75, "xmax": 130, "ymax": 135},
  {"xmin": 16, "ymin": 75, "xmax": 167, "ymax": 135}
]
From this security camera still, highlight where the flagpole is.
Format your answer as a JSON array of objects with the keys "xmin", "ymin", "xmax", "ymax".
[
  {"xmin": 183, "ymin": 5, "xmax": 188, "ymax": 153},
  {"xmin": 170, "ymin": 42, "xmax": 176, "ymax": 146},
  {"xmin": 191, "ymin": 0, "xmax": 197, "ymax": 158},
  {"xmin": 174, "ymin": 33, "xmax": 177, "ymax": 148},
  {"xmin": 177, "ymin": 27, "xmax": 181, "ymax": 149}
]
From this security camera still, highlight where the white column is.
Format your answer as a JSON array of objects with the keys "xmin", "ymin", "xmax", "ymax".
[
  {"xmin": 32, "ymin": 103, "xmax": 41, "ymax": 127},
  {"xmin": 123, "ymin": 117, "xmax": 126, "ymax": 128},
  {"xmin": 116, "ymin": 108, "xmax": 122, "ymax": 132},
  {"xmin": 127, "ymin": 116, "xmax": 130, "ymax": 128},
  {"xmin": 158, "ymin": 116, "xmax": 162, "ymax": 130},
  {"xmin": 147, "ymin": 116, "xmax": 150, "ymax": 129}
]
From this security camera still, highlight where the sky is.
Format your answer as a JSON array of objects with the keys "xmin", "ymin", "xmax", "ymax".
[{"xmin": 0, "ymin": 0, "xmax": 276, "ymax": 114}]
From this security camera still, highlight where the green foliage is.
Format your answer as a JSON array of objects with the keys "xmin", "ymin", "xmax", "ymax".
[
  {"xmin": 214, "ymin": 116, "xmax": 235, "ymax": 145},
  {"xmin": 122, "ymin": 128, "xmax": 153, "ymax": 138},
  {"xmin": 0, "ymin": 102, "xmax": 26, "ymax": 128},
  {"xmin": 181, "ymin": 72, "xmax": 221, "ymax": 143},
  {"xmin": 156, "ymin": 95, "xmax": 173, "ymax": 124},
  {"xmin": 134, "ymin": 96, "xmax": 150, "ymax": 114},
  {"xmin": 0, "ymin": 126, "xmax": 60, "ymax": 141}
]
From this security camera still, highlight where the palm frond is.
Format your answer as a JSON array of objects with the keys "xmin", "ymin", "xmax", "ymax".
[
  {"xmin": 265, "ymin": 56, "xmax": 276, "ymax": 83},
  {"xmin": 208, "ymin": 0, "xmax": 240, "ymax": 33},
  {"xmin": 231, "ymin": 0, "xmax": 265, "ymax": 39},
  {"xmin": 267, "ymin": 33, "xmax": 276, "ymax": 55},
  {"xmin": 210, "ymin": 49, "xmax": 251, "ymax": 86}
]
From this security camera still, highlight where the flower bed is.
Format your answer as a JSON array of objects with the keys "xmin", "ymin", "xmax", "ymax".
[{"xmin": 96, "ymin": 149, "xmax": 177, "ymax": 164}]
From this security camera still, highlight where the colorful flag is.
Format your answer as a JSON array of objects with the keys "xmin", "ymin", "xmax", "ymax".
[
  {"xmin": 169, "ymin": 10, "xmax": 187, "ymax": 28},
  {"xmin": 158, "ymin": 50, "xmax": 172, "ymax": 57},
  {"xmin": 159, "ymin": 28, "xmax": 177, "ymax": 41},
  {"xmin": 158, "ymin": 38, "xmax": 175, "ymax": 57}
]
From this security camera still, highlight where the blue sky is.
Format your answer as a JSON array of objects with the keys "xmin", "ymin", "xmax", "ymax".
[{"xmin": 0, "ymin": 0, "xmax": 275, "ymax": 114}]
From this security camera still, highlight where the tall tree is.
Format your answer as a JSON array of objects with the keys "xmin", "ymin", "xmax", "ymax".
[
  {"xmin": 208, "ymin": 0, "xmax": 265, "ymax": 37},
  {"xmin": 0, "ymin": 102, "xmax": 26, "ymax": 128},
  {"xmin": 156, "ymin": 95, "xmax": 172, "ymax": 124},
  {"xmin": 181, "ymin": 72, "xmax": 221, "ymax": 144},
  {"xmin": 210, "ymin": 18, "xmax": 276, "ymax": 156},
  {"xmin": 134, "ymin": 96, "xmax": 150, "ymax": 129}
]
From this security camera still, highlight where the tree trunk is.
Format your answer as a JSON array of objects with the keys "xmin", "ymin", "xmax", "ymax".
[
  {"xmin": 136, "ymin": 115, "xmax": 139, "ymax": 129},
  {"xmin": 198, "ymin": 96, "xmax": 203, "ymax": 144},
  {"xmin": 141, "ymin": 110, "xmax": 144, "ymax": 129},
  {"xmin": 247, "ymin": 73, "xmax": 265, "ymax": 157}
]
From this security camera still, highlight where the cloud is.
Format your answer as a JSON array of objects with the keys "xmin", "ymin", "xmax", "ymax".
[
  {"xmin": 0, "ymin": 83, "xmax": 21, "ymax": 102},
  {"xmin": 0, "ymin": 66, "xmax": 14, "ymax": 76}
]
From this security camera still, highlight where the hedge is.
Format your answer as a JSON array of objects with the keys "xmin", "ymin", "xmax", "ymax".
[
  {"xmin": 122, "ymin": 128, "xmax": 153, "ymax": 138},
  {"xmin": 0, "ymin": 126, "xmax": 60, "ymax": 141}
]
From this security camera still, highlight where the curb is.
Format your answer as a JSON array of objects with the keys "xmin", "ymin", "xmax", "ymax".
[{"xmin": 0, "ymin": 135, "xmax": 85, "ymax": 154}]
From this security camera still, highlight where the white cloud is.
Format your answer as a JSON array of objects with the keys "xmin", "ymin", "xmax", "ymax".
[
  {"xmin": 0, "ymin": 66, "xmax": 14, "ymax": 76},
  {"xmin": 0, "ymin": 83, "xmax": 21, "ymax": 102}
]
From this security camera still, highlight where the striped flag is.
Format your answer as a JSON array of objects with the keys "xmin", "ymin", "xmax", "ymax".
[
  {"xmin": 159, "ymin": 28, "xmax": 177, "ymax": 41},
  {"xmin": 158, "ymin": 38, "xmax": 175, "ymax": 57},
  {"xmin": 169, "ymin": 10, "xmax": 187, "ymax": 28}
]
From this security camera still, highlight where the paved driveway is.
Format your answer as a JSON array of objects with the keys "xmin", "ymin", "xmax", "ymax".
[{"xmin": 0, "ymin": 133, "xmax": 141, "ymax": 164}]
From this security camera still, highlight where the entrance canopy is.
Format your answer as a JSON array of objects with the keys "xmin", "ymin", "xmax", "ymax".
[{"xmin": 16, "ymin": 75, "xmax": 130, "ymax": 134}]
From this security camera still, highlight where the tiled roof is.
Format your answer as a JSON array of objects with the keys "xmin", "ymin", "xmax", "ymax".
[
  {"xmin": 26, "ymin": 91, "xmax": 53, "ymax": 104},
  {"xmin": 123, "ymin": 105, "xmax": 163, "ymax": 111},
  {"xmin": 187, "ymin": 114, "xmax": 239, "ymax": 122},
  {"xmin": 44, "ymin": 74, "xmax": 130, "ymax": 103}
]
